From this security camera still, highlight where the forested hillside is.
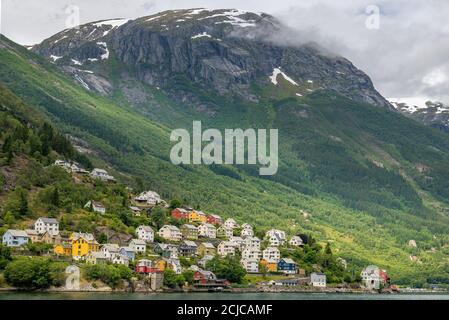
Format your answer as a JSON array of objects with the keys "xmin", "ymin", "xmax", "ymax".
[{"xmin": 2, "ymin": 8, "xmax": 449, "ymax": 286}]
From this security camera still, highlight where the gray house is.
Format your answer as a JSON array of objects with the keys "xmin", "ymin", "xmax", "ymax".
[
  {"xmin": 2, "ymin": 229, "xmax": 29, "ymax": 247},
  {"xmin": 310, "ymin": 272, "xmax": 327, "ymax": 287}
]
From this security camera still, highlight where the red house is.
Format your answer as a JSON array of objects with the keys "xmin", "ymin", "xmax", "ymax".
[
  {"xmin": 206, "ymin": 214, "xmax": 223, "ymax": 225},
  {"xmin": 136, "ymin": 259, "xmax": 159, "ymax": 274},
  {"xmin": 171, "ymin": 208, "xmax": 189, "ymax": 220},
  {"xmin": 193, "ymin": 270, "xmax": 230, "ymax": 287}
]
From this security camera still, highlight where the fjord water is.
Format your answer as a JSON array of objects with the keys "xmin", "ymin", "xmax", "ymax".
[{"xmin": 1, "ymin": 292, "xmax": 449, "ymax": 300}]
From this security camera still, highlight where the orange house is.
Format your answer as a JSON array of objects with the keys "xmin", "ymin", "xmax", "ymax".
[
  {"xmin": 188, "ymin": 210, "xmax": 207, "ymax": 223},
  {"xmin": 260, "ymin": 259, "xmax": 278, "ymax": 272}
]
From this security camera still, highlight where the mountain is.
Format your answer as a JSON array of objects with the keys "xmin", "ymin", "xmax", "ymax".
[
  {"xmin": 390, "ymin": 97, "xmax": 449, "ymax": 134},
  {"xmin": 2, "ymin": 8, "xmax": 449, "ymax": 285},
  {"xmin": 31, "ymin": 8, "xmax": 391, "ymax": 109}
]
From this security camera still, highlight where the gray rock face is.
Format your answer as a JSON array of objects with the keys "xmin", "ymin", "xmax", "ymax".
[
  {"xmin": 391, "ymin": 99, "xmax": 449, "ymax": 133},
  {"xmin": 32, "ymin": 8, "xmax": 392, "ymax": 109}
]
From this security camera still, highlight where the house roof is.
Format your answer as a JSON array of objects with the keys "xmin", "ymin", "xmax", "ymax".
[
  {"xmin": 264, "ymin": 246, "xmax": 279, "ymax": 253},
  {"xmin": 71, "ymin": 232, "xmax": 95, "ymax": 242},
  {"xmin": 131, "ymin": 239, "xmax": 146, "ymax": 245},
  {"xmin": 6, "ymin": 229, "xmax": 28, "ymax": 237},
  {"xmin": 138, "ymin": 225, "xmax": 153, "ymax": 232},
  {"xmin": 182, "ymin": 224, "xmax": 197, "ymax": 230},
  {"xmin": 183, "ymin": 240, "xmax": 198, "ymax": 247},
  {"xmin": 161, "ymin": 224, "xmax": 180, "ymax": 231},
  {"xmin": 219, "ymin": 241, "xmax": 235, "ymax": 247},
  {"xmin": 91, "ymin": 168, "xmax": 108, "ymax": 174},
  {"xmin": 37, "ymin": 217, "xmax": 58, "ymax": 224},
  {"xmin": 92, "ymin": 201, "xmax": 105, "ymax": 208},
  {"xmin": 209, "ymin": 214, "xmax": 222, "ymax": 219},
  {"xmin": 25, "ymin": 229, "xmax": 39, "ymax": 236},
  {"xmin": 281, "ymin": 258, "xmax": 296, "ymax": 264},
  {"xmin": 201, "ymin": 242, "xmax": 215, "ymax": 249},
  {"xmin": 102, "ymin": 244, "xmax": 120, "ymax": 252},
  {"xmin": 88, "ymin": 251, "xmax": 108, "ymax": 259},
  {"xmin": 200, "ymin": 223, "xmax": 216, "ymax": 229}
]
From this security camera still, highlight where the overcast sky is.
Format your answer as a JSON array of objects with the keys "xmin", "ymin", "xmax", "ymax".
[{"xmin": 1, "ymin": 0, "xmax": 449, "ymax": 103}]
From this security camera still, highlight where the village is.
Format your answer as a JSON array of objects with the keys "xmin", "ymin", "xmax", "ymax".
[{"xmin": 1, "ymin": 160, "xmax": 393, "ymax": 293}]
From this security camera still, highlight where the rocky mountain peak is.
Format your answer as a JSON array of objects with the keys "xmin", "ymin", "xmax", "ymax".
[{"xmin": 32, "ymin": 8, "xmax": 392, "ymax": 109}]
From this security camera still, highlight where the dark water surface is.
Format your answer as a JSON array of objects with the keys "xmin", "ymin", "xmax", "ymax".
[{"xmin": 1, "ymin": 291, "xmax": 449, "ymax": 300}]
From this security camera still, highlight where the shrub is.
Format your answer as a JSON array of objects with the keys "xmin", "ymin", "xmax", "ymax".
[
  {"xmin": 4, "ymin": 257, "xmax": 67, "ymax": 289},
  {"xmin": 84, "ymin": 264, "xmax": 132, "ymax": 288}
]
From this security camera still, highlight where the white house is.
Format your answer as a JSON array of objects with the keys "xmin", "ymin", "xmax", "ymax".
[
  {"xmin": 243, "ymin": 236, "xmax": 261, "ymax": 250},
  {"xmin": 166, "ymin": 258, "xmax": 182, "ymax": 274},
  {"xmin": 158, "ymin": 225, "xmax": 182, "ymax": 242},
  {"xmin": 268, "ymin": 234, "xmax": 284, "ymax": 247},
  {"xmin": 101, "ymin": 244, "xmax": 120, "ymax": 260},
  {"xmin": 241, "ymin": 247, "xmax": 261, "ymax": 260},
  {"xmin": 90, "ymin": 168, "xmax": 115, "ymax": 182},
  {"xmin": 241, "ymin": 258, "xmax": 259, "ymax": 273},
  {"xmin": 217, "ymin": 241, "xmax": 236, "ymax": 257},
  {"xmin": 136, "ymin": 225, "xmax": 154, "ymax": 243},
  {"xmin": 262, "ymin": 247, "xmax": 280, "ymax": 262},
  {"xmin": 241, "ymin": 223, "xmax": 252, "ymax": 231},
  {"xmin": 229, "ymin": 236, "xmax": 244, "ymax": 250},
  {"xmin": 198, "ymin": 223, "xmax": 217, "ymax": 239},
  {"xmin": 70, "ymin": 163, "xmax": 89, "ymax": 174},
  {"xmin": 217, "ymin": 226, "xmax": 233, "ymax": 239},
  {"xmin": 129, "ymin": 239, "xmax": 146, "ymax": 253},
  {"xmin": 2, "ymin": 229, "xmax": 29, "ymax": 247},
  {"xmin": 112, "ymin": 253, "xmax": 130, "ymax": 265},
  {"xmin": 134, "ymin": 190, "xmax": 161, "ymax": 206},
  {"xmin": 34, "ymin": 217, "xmax": 59, "ymax": 236},
  {"xmin": 289, "ymin": 236, "xmax": 304, "ymax": 247},
  {"xmin": 361, "ymin": 265, "xmax": 388, "ymax": 290},
  {"xmin": 265, "ymin": 229, "xmax": 286, "ymax": 242},
  {"xmin": 54, "ymin": 160, "xmax": 73, "ymax": 172},
  {"xmin": 241, "ymin": 228, "xmax": 254, "ymax": 238},
  {"xmin": 84, "ymin": 200, "xmax": 106, "ymax": 214},
  {"xmin": 224, "ymin": 218, "xmax": 239, "ymax": 229},
  {"xmin": 310, "ymin": 272, "xmax": 327, "ymax": 287}
]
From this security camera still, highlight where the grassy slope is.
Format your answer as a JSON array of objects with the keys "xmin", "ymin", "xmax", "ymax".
[{"xmin": 1, "ymin": 35, "xmax": 449, "ymax": 284}]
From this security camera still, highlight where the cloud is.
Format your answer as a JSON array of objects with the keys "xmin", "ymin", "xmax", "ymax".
[{"xmin": 2, "ymin": 0, "xmax": 448, "ymax": 102}]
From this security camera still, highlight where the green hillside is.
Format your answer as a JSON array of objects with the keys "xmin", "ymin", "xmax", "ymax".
[{"xmin": 1, "ymin": 34, "xmax": 449, "ymax": 286}]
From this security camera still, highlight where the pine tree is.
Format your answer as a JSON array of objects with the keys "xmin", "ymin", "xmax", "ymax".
[
  {"xmin": 50, "ymin": 187, "xmax": 60, "ymax": 207},
  {"xmin": 17, "ymin": 188, "xmax": 29, "ymax": 216}
]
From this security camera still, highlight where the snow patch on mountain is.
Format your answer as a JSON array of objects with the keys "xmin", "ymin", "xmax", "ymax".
[
  {"xmin": 269, "ymin": 68, "xmax": 298, "ymax": 86},
  {"xmin": 92, "ymin": 18, "xmax": 130, "ymax": 29},
  {"xmin": 50, "ymin": 55, "xmax": 62, "ymax": 61},
  {"xmin": 191, "ymin": 32, "xmax": 212, "ymax": 39},
  {"xmin": 97, "ymin": 42, "xmax": 109, "ymax": 60}
]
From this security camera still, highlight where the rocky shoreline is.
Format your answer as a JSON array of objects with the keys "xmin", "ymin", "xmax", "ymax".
[{"xmin": 2, "ymin": 285, "xmax": 447, "ymax": 295}]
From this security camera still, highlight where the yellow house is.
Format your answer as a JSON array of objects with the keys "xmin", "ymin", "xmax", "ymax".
[
  {"xmin": 260, "ymin": 259, "xmax": 278, "ymax": 272},
  {"xmin": 70, "ymin": 232, "xmax": 99, "ymax": 260},
  {"xmin": 54, "ymin": 243, "xmax": 72, "ymax": 256},
  {"xmin": 188, "ymin": 210, "xmax": 207, "ymax": 223}
]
